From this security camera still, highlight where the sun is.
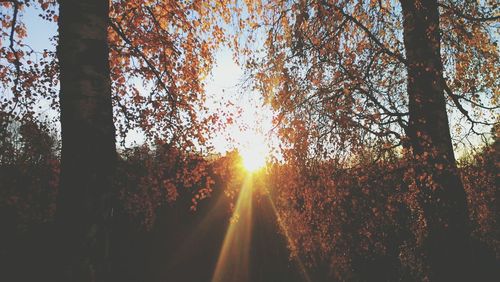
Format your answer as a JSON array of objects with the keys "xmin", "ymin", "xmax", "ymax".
[
  {"xmin": 240, "ymin": 146, "xmax": 267, "ymax": 172},
  {"xmin": 238, "ymin": 133, "xmax": 268, "ymax": 172}
]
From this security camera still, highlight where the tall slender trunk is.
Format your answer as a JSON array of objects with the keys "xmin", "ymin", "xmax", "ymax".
[
  {"xmin": 400, "ymin": 0, "xmax": 471, "ymax": 280},
  {"xmin": 55, "ymin": 0, "xmax": 116, "ymax": 281}
]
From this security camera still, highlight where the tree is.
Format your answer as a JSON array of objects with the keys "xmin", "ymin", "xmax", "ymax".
[
  {"xmin": 400, "ymin": 0, "xmax": 469, "ymax": 279},
  {"xmin": 1, "ymin": 0, "xmax": 236, "ymax": 280},
  {"xmin": 55, "ymin": 0, "xmax": 116, "ymax": 280},
  {"xmin": 245, "ymin": 0, "xmax": 498, "ymax": 279},
  {"xmin": 1, "ymin": 0, "xmax": 235, "ymax": 149}
]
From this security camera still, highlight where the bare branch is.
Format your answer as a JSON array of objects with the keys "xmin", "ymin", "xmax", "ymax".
[
  {"xmin": 442, "ymin": 77, "xmax": 496, "ymax": 137},
  {"xmin": 3, "ymin": 0, "xmax": 21, "ymax": 117},
  {"xmin": 320, "ymin": 0, "xmax": 408, "ymax": 66},
  {"xmin": 108, "ymin": 18, "xmax": 179, "ymax": 109},
  {"xmin": 438, "ymin": 3, "xmax": 500, "ymax": 22}
]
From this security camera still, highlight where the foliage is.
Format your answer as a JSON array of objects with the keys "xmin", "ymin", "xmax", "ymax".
[
  {"xmin": 115, "ymin": 143, "xmax": 216, "ymax": 229},
  {"xmin": 1, "ymin": 0, "xmax": 499, "ymax": 280},
  {"xmin": 1, "ymin": 0, "xmax": 240, "ymax": 149},
  {"xmin": 0, "ymin": 112, "xmax": 59, "ymax": 229},
  {"xmin": 0, "ymin": 115, "xmax": 498, "ymax": 279},
  {"xmin": 267, "ymin": 142, "xmax": 498, "ymax": 280},
  {"xmin": 0, "ymin": 115, "xmax": 218, "ymax": 230},
  {"xmin": 460, "ymin": 131, "xmax": 499, "ymax": 255},
  {"xmin": 241, "ymin": 0, "xmax": 499, "ymax": 159}
]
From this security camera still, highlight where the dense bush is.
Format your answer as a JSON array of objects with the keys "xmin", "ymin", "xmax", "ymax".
[
  {"xmin": 1, "ymin": 118, "xmax": 498, "ymax": 280},
  {"xmin": 268, "ymin": 140, "xmax": 498, "ymax": 280},
  {"xmin": 0, "ymin": 114, "xmax": 59, "ymax": 229}
]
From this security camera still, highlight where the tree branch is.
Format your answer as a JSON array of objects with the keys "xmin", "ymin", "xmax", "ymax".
[
  {"xmin": 438, "ymin": 3, "xmax": 500, "ymax": 22},
  {"xmin": 321, "ymin": 0, "xmax": 408, "ymax": 66},
  {"xmin": 108, "ymin": 18, "xmax": 180, "ymax": 111},
  {"xmin": 1, "ymin": 0, "xmax": 22, "ymax": 117}
]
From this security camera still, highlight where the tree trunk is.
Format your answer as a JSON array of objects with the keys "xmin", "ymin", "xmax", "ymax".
[
  {"xmin": 400, "ymin": 0, "xmax": 471, "ymax": 280},
  {"xmin": 55, "ymin": 0, "xmax": 116, "ymax": 281}
]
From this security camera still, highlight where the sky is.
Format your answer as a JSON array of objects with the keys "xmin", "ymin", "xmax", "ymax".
[
  {"xmin": 204, "ymin": 48, "xmax": 274, "ymax": 155},
  {"xmin": 9, "ymin": 4, "xmax": 496, "ymax": 159},
  {"xmin": 17, "ymin": 5, "xmax": 275, "ymax": 157}
]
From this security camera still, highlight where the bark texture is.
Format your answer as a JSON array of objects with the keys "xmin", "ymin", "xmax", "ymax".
[
  {"xmin": 56, "ymin": 0, "xmax": 116, "ymax": 281},
  {"xmin": 400, "ymin": 0, "xmax": 470, "ymax": 280}
]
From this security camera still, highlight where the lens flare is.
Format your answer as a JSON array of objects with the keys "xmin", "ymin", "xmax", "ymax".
[
  {"xmin": 238, "ymin": 131, "xmax": 269, "ymax": 173},
  {"xmin": 212, "ymin": 176, "xmax": 254, "ymax": 282},
  {"xmin": 240, "ymin": 147, "xmax": 266, "ymax": 172},
  {"xmin": 212, "ymin": 174, "xmax": 311, "ymax": 282}
]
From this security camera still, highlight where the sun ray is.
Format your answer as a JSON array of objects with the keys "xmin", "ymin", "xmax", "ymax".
[
  {"xmin": 212, "ymin": 171, "xmax": 312, "ymax": 282},
  {"xmin": 162, "ymin": 193, "xmax": 229, "ymax": 272},
  {"xmin": 212, "ymin": 175, "xmax": 254, "ymax": 282}
]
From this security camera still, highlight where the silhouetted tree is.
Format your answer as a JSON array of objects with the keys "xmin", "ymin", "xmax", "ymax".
[
  {"xmin": 55, "ymin": 0, "xmax": 116, "ymax": 280},
  {"xmin": 247, "ymin": 0, "xmax": 498, "ymax": 279},
  {"xmin": 401, "ymin": 1, "xmax": 470, "ymax": 280}
]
